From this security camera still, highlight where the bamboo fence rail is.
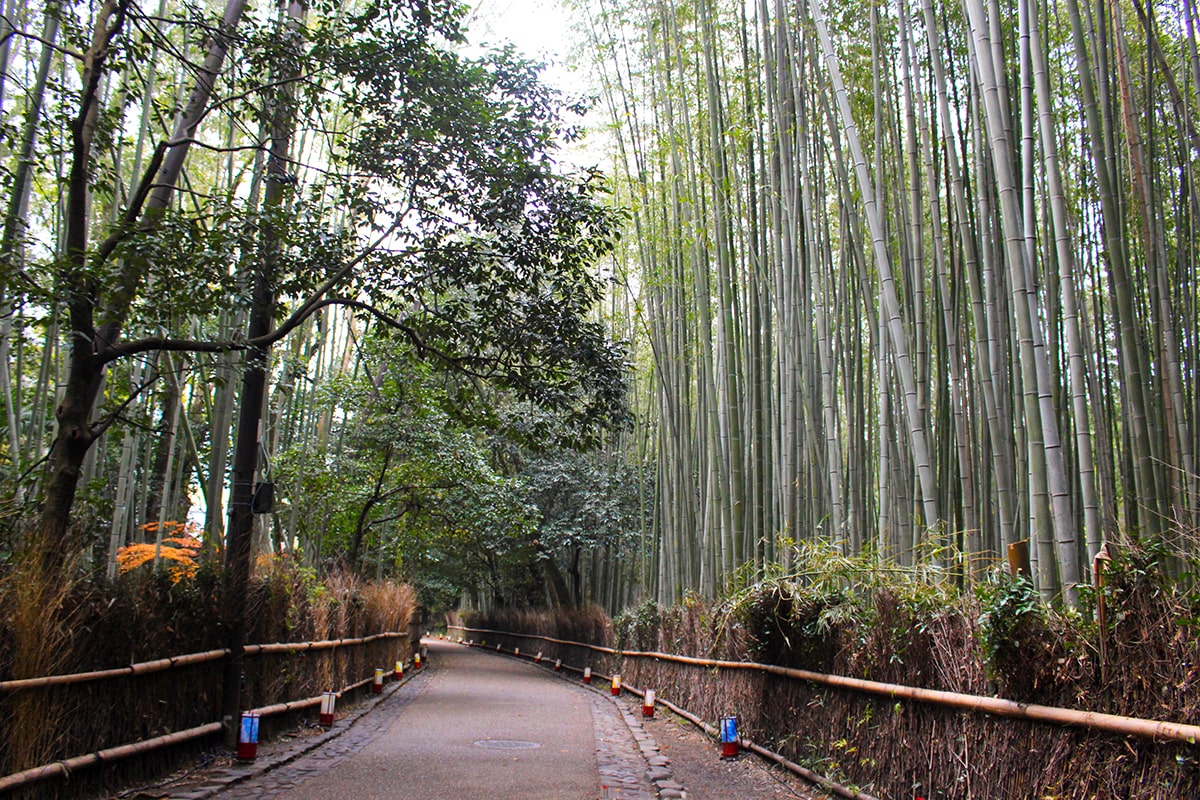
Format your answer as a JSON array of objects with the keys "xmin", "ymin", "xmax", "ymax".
[
  {"xmin": 0, "ymin": 724, "xmax": 225, "ymax": 794},
  {"xmin": 0, "ymin": 650, "xmax": 229, "ymax": 692},
  {"xmin": 0, "ymin": 632, "xmax": 409, "ymax": 693},
  {"xmin": 448, "ymin": 625, "xmax": 1200, "ymax": 745},
  {"xmin": 0, "ymin": 631, "xmax": 411, "ymax": 793}
]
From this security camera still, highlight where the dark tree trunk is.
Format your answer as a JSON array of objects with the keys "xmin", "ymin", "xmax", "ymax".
[
  {"xmin": 37, "ymin": 348, "xmax": 102, "ymax": 569},
  {"xmin": 33, "ymin": 0, "xmax": 124, "ymax": 570},
  {"xmin": 220, "ymin": 0, "xmax": 302, "ymax": 740},
  {"xmin": 541, "ymin": 556, "xmax": 572, "ymax": 608}
]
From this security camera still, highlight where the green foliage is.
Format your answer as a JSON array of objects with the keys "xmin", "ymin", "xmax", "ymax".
[
  {"xmin": 523, "ymin": 447, "xmax": 645, "ymax": 555},
  {"xmin": 977, "ymin": 574, "xmax": 1045, "ymax": 669},
  {"xmin": 612, "ymin": 598, "xmax": 662, "ymax": 651},
  {"xmin": 271, "ymin": 335, "xmax": 540, "ymax": 603},
  {"xmin": 309, "ymin": 24, "xmax": 632, "ymax": 434},
  {"xmin": 266, "ymin": 313, "xmax": 638, "ymax": 609}
]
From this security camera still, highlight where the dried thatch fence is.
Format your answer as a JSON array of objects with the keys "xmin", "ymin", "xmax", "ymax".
[
  {"xmin": 449, "ymin": 624, "xmax": 1200, "ymax": 799},
  {"xmin": 0, "ymin": 631, "xmax": 414, "ymax": 797}
]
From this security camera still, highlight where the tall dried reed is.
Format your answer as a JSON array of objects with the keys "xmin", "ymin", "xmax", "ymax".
[{"xmin": 1, "ymin": 553, "xmax": 76, "ymax": 776}]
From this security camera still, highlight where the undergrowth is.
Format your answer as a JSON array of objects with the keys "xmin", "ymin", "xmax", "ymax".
[
  {"xmin": 0, "ymin": 556, "xmax": 416, "ymax": 797},
  {"xmin": 609, "ymin": 537, "xmax": 1200, "ymax": 798}
]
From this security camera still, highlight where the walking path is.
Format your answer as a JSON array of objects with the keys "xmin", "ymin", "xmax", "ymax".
[{"xmin": 151, "ymin": 639, "xmax": 821, "ymax": 800}]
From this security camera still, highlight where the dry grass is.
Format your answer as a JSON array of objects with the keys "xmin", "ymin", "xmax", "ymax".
[
  {"xmin": 0, "ymin": 553, "xmax": 76, "ymax": 776},
  {"xmin": 361, "ymin": 580, "xmax": 416, "ymax": 634}
]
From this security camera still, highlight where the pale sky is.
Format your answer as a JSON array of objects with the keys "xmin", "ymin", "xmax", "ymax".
[{"xmin": 465, "ymin": 0, "xmax": 590, "ymax": 96}]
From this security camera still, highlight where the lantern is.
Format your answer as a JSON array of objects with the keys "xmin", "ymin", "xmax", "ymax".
[
  {"xmin": 236, "ymin": 711, "xmax": 260, "ymax": 761},
  {"xmin": 611, "ymin": 674, "xmax": 622, "ymax": 696},
  {"xmin": 373, "ymin": 668, "xmax": 384, "ymax": 694},
  {"xmin": 719, "ymin": 715, "xmax": 740, "ymax": 758},
  {"xmin": 583, "ymin": 666, "xmax": 592, "ymax": 684},
  {"xmin": 319, "ymin": 691, "xmax": 336, "ymax": 726},
  {"xmin": 643, "ymin": 689, "xmax": 656, "ymax": 718}
]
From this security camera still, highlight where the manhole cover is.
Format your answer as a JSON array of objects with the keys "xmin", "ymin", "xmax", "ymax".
[{"xmin": 473, "ymin": 739, "xmax": 541, "ymax": 750}]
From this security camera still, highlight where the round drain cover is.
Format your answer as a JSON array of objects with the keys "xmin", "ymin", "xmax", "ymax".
[{"xmin": 473, "ymin": 739, "xmax": 541, "ymax": 750}]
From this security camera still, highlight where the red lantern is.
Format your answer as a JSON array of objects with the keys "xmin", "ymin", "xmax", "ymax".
[
  {"xmin": 319, "ymin": 691, "xmax": 336, "ymax": 726},
  {"xmin": 643, "ymin": 689, "xmax": 656, "ymax": 718}
]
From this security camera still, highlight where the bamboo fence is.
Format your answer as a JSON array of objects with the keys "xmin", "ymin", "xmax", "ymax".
[{"xmin": 0, "ymin": 631, "xmax": 412, "ymax": 794}]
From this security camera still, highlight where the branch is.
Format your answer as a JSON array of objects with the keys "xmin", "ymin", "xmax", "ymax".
[
  {"xmin": 87, "ymin": 362, "xmax": 161, "ymax": 439},
  {"xmin": 366, "ymin": 508, "xmax": 412, "ymax": 526},
  {"xmin": 91, "ymin": 140, "xmax": 170, "ymax": 268},
  {"xmin": 0, "ymin": 19, "xmax": 84, "ymax": 59},
  {"xmin": 93, "ymin": 295, "xmax": 384, "ymax": 363}
]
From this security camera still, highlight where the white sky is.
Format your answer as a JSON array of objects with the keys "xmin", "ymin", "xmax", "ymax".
[{"xmin": 464, "ymin": 0, "xmax": 593, "ymax": 99}]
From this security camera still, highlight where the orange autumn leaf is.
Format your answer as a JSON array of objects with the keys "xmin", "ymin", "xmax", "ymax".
[{"xmin": 116, "ymin": 527, "xmax": 202, "ymax": 583}]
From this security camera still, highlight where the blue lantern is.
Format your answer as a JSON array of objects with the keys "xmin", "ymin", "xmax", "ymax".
[{"xmin": 719, "ymin": 715, "xmax": 739, "ymax": 758}]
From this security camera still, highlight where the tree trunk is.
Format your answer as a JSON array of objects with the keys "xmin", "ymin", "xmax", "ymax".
[
  {"xmin": 221, "ymin": 0, "xmax": 305, "ymax": 742},
  {"xmin": 36, "ymin": 0, "xmax": 248, "ymax": 568}
]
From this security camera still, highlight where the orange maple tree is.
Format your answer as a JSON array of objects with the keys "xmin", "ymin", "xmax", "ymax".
[{"xmin": 116, "ymin": 521, "xmax": 203, "ymax": 582}]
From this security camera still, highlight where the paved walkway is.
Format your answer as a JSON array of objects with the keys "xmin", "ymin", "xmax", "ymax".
[
  {"xmin": 168, "ymin": 640, "xmax": 658, "ymax": 800},
  {"xmin": 154, "ymin": 640, "xmax": 826, "ymax": 800}
]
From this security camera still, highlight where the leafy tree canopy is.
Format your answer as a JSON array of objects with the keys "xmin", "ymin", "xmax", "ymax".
[
  {"xmin": 1, "ymin": 0, "xmax": 630, "ymax": 560},
  {"xmin": 271, "ymin": 334, "xmax": 643, "ymax": 611}
]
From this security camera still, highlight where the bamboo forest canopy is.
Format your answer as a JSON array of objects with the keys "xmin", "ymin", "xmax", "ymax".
[
  {"xmin": 577, "ymin": 0, "xmax": 1200, "ymax": 607},
  {"xmin": 5, "ymin": 0, "xmax": 1200, "ymax": 617},
  {"xmin": 0, "ymin": 0, "xmax": 638, "ymax": 607}
]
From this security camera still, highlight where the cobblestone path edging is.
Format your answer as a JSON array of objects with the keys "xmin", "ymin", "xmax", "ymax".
[
  {"xmin": 590, "ymin": 686, "xmax": 657, "ymax": 799},
  {"xmin": 587, "ymin": 687, "xmax": 687, "ymax": 799}
]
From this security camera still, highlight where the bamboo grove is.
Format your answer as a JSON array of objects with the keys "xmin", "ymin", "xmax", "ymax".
[{"xmin": 580, "ymin": 0, "xmax": 1200, "ymax": 604}]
